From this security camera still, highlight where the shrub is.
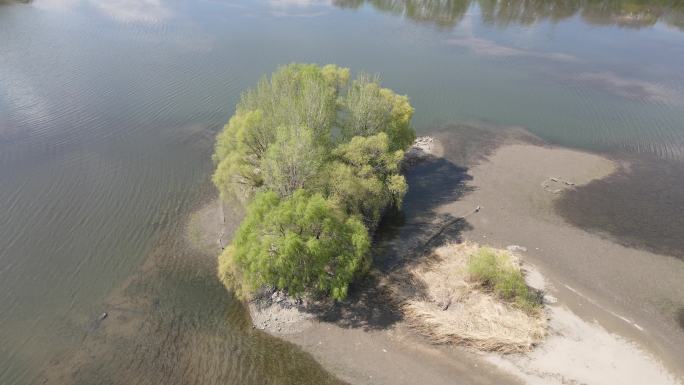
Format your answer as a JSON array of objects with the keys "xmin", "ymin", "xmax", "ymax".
[{"xmin": 467, "ymin": 248, "xmax": 541, "ymax": 312}]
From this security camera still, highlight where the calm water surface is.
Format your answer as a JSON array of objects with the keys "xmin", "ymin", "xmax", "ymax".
[{"xmin": 1, "ymin": 0, "xmax": 684, "ymax": 383}]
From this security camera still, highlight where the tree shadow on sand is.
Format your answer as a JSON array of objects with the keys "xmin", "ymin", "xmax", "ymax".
[
  {"xmin": 374, "ymin": 156, "xmax": 474, "ymax": 272},
  {"xmin": 307, "ymin": 155, "xmax": 474, "ymax": 330}
]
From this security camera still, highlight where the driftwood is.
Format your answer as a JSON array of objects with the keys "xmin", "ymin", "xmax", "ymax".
[
  {"xmin": 541, "ymin": 176, "xmax": 575, "ymax": 194},
  {"xmin": 218, "ymin": 203, "xmax": 226, "ymax": 250},
  {"xmin": 420, "ymin": 205, "xmax": 481, "ymax": 252}
]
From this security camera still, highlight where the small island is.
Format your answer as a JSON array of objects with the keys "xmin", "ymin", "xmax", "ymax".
[
  {"xmin": 207, "ymin": 64, "xmax": 681, "ymax": 385},
  {"xmin": 211, "ymin": 63, "xmax": 546, "ymax": 350}
]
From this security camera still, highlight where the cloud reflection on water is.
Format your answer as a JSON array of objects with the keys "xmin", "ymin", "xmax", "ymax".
[
  {"xmin": 33, "ymin": 0, "xmax": 172, "ymax": 24},
  {"xmin": 446, "ymin": 36, "xmax": 579, "ymax": 62},
  {"xmin": 574, "ymin": 71, "xmax": 681, "ymax": 105},
  {"xmin": 267, "ymin": 0, "xmax": 331, "ymax": 18},
  {"xmin": 92, "ymin": 0, "xmax": 172, "ymax": 23}
]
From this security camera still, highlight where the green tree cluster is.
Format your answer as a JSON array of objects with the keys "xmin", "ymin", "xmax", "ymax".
[{"xmin": 215, "ymin": 64, "xmax": 415, "ymax": 300}]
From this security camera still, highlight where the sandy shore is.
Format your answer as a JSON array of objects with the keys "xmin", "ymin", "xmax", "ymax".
[
  {"xmin": 218, "ymin": 132, "xmax": 683, "ymax": 385},
  {"xmin": 438, "ymin": 140, "xmax": 684, "ymax": 382}
]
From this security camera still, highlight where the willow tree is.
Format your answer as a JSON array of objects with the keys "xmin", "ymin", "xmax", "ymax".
[
  {"xmin": 213, "ymin": 64, "xmax": 346, "ymax": 201},
  {"xmin": 322, "ymin": 133, "xmax": 407, "ymax": 229},
  {"xmin": 215, "ymin": 63, "xmax": 415, "ymax": 300},
  {"xmin": 339, "ymin": 74, "xmax": 415, "ymax": 151},
  {"xmin": 219, "ymin": 190, "xmax": 370, "ymax": 301}
]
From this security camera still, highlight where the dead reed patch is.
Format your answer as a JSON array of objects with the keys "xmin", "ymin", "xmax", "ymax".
[{"xmin": 395, "ymin": 242, "xmax": 547, "ymax": 353}]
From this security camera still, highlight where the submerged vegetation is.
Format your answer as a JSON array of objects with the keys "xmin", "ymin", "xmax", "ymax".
[{"xmin": 215, "ymin": 63, "xmax": 415, "ymax": 300}]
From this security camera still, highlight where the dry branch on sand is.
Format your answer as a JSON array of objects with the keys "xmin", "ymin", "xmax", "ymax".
[{"xmin": 393, "ymin": 242, "xmax": 547, "ymax": 353}]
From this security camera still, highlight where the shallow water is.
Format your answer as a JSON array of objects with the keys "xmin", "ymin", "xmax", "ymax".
[
  {"xmin": 557, "ymin": 156, "xmax": 684, "ymax": 261},
  {"xmin": 1, "ymin": 0, "xmax": 683, "ymax": 383}
]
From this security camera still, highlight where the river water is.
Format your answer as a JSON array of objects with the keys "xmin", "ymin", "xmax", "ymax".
[{"xmin": 1, "ymin": 0, "xmax": 683, "ymax": 383}]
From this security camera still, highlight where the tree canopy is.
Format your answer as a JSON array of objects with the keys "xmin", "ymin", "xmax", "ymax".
[
  {"xmin": 215, "ymin": 63, "xmax": 415, "ymax": 300},
  {"xmin": 220, "ymin": 190, "xmax": 370, "ymax": 301}
]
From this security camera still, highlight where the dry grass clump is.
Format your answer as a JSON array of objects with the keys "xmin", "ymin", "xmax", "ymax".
[{"xmin": 400, "ymin": 242, "xmax": 547, "ymax": 353}]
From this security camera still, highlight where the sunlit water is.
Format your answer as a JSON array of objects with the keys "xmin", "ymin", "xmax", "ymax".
[{"xmin": 1, "ymin": 0, "xmax": 683, "ymax": 383}]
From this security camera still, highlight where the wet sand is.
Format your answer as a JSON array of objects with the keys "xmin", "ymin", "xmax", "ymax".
[
  {"xmin": 285, "ymin": 321, "xmax": 522, "ymax": 385},
  {"xmin": 438, "ymin": 139, "xmax": 684, "ymax": 381},
  {"xmin": 557, "ymin": 156, "xmax": 684, "ymax": 261}
]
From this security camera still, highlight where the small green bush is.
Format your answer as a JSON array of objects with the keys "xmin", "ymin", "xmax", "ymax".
[{"xmin": 467, "ymin": 248, "xmax": 541, "ymax": 312}]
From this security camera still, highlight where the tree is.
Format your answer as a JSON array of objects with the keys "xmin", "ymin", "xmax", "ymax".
[
  {"xmin": 238, "ymin": 63, "xmax": 341, "ymax": 144},
  {"xmin": 219, "ymin": 190, "xmax": 370, "ymax": 300},
  {"xmin": 322, "ymin": 133, "xmax": 408, "ymax": 228},
  {"xmin": 213, "ymin": 110, "xmax": 270, "ymax": 201},
  {"xmin": 339, "ymin": 74, "xmax": 416, "ymax": 151},
  {"xmin": 261, "ymin": 125, "xmax": 324, "ymax": 197},
  {"xmin": 213, "ymin": 64, "xmax": 346, "ymax": 202},
  {"xmin": 214, "ymin": 63, "xmax": 416, "ymax": 300},
  {"xmin": 213, "ymin": 64, "xmax": 415, "ymax": 203}
]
